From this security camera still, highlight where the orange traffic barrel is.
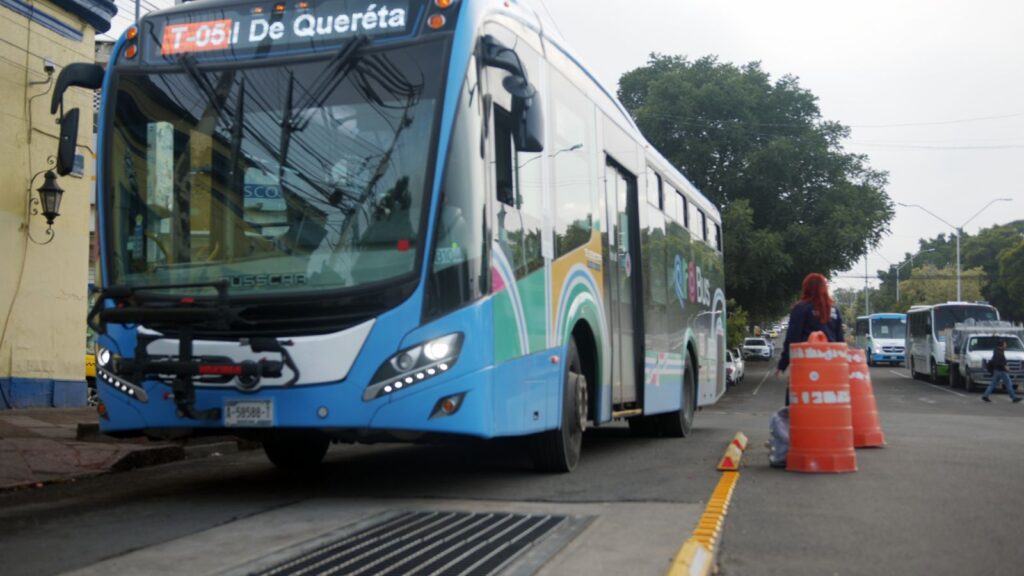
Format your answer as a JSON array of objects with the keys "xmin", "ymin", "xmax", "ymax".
[
  {"xmin": 787, "ymin": 332, "xmax": 857, "ymax": 473},
  {"xmin": 847, "ymin": 348, "xmax": 886, "ymax": 448}
]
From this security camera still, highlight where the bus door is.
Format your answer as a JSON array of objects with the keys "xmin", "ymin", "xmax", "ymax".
[{"xmin": 603, "ymin": 159, "xmax": 643, "ymax": 408}]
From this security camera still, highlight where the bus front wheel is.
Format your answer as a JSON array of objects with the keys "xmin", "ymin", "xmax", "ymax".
[
  {"xmin": 531, "ymin": 338, "xmax": 587, "ymax": 473},
  {"xmin": 263, "ymin": 430, "xmax": 330, "ymax": 470}
]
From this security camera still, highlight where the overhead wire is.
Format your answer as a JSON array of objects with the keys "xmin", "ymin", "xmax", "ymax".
[{"xmin": 631, "ymin": 110, "xmax": 1024, "ymax": 151}]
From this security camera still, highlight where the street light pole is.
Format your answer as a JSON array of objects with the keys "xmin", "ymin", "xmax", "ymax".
[
  {"xmin": 897, "ymin": 198, "xmax": 1013, "ymax": 301},
  {"xmin": 955, "ymin": 227, "xmax": 961, "ymax": 300}
]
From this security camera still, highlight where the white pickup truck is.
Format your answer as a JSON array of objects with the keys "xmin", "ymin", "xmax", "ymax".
[{"xmin": 944, "ymin": 322, "xmax": 1024, "ymax": 392}]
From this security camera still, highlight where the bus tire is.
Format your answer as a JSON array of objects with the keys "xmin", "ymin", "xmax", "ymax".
[
  {"xmin": 658, "ymin": 354, "xmax": 695, "ymax": 438},
  {"xmin": 531, "ymin": 338, "xmax": 586, "ymax": 473},
  {"xmin": 263, "ymin": 431, "xmax": 330, "ymax": 470},
  {"xmin": 929, "ymin": 360, "xmax": 938, "ymax": 383}
]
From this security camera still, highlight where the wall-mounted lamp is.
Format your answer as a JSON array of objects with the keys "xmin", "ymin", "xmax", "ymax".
[
  {"xmin": 37, "ymin": 171, "xmax": 64, "ymax": 226},
  {"xmin": 26, "ymin": 161, "xmax": 64, "ymax": 245}
]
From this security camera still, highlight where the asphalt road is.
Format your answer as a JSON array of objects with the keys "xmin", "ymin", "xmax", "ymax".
[
  {"xmin": 717, "ymin": 356, "xmax": 1024, "ymax": 576},
  {"xmin": 1, "ymin": 348, "xmax": 1022, "ymax": 575}
]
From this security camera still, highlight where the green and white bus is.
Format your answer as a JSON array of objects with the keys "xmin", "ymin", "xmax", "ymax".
[{"xmin": 906, "ymin": 302, "xmax": 999, "ymax": 382}]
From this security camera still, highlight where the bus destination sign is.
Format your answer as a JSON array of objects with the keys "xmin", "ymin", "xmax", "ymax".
[{"xmin": 153, "ymin": 0, "xmax": 412, "ymax": 58}]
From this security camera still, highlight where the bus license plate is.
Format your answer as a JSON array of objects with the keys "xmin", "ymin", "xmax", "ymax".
[{"xmin": 224, "ymin": 400, "xmax": 273, "ymax": 427}]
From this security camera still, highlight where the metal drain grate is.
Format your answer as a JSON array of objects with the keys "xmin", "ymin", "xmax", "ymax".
[{"xmin": 252, "ymin": 511, "xmax": 567, "ymax": 576}]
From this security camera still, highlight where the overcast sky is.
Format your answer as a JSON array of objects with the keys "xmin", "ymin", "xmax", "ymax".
[
  {"xmin": 540, "ymin": 0, "xmax": 1024, "ymax": 292},
  {"xmin": 108, "ymin": 0, "xmax": 1023, "ymax": 292}
]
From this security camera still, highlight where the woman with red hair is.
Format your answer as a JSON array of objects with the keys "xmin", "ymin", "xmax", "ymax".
[{"xmin": 776, "ymin": 273, "xmax": 845, "ymax": 400}]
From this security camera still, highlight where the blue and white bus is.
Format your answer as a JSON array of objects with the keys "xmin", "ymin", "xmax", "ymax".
[
  {"xmin": 50, "ymin": 0, "xmax": 726, "ymax": 472},
  {"xmin": 854, "ymin": 313, "xmax": 907, "ymax": 366}
]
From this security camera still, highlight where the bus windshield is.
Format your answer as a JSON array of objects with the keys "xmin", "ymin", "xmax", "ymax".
[
  {"xmin": 872, "ymin": 318, "xmax": 906, "ymax": 340},
  {"xmin": 106, "ymin": 42, "xmax": 445, "ymax": 294},
  {"xmin": 934, "ymin": 305, "xmax": 999, "ymax": 338}
]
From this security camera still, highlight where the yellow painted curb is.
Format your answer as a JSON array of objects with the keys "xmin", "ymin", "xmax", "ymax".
[
  {"xmin": 717, "ymin": 432, "xmax": 748, "ymax": 471},
  {"xmin": 667, "ymin": 433, "xmax": 746, "ymax": 576},
  {"xmin": 666, "ymin": 540, "xmax": 713, "ymax": 576},
  {"xmin": 731, "ymin": 431, "xmax": 749, "ymax": 451}
]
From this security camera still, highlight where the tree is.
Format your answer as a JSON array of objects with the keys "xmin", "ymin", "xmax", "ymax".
[
  {"xmin": 726, "ymin": 299, "xmax": 749, "ymax": 350},
  {"xmin": 962, "ymin": 220, "xmax": 1024, "ymax": 317},
  {"xmin": 897, "ymin": 264, "xmax": 985, "ymax": 305},
  {"xmin": 997, "ymin": 238, "xmax": 1024, "ymax": 321},
  {"xmin": 619, "ymin": 55, "xmax": 893, "ymax": 319},
  {"xmin": 872, "ymin": 220, "xmax": 1024, "ymax": 317}
]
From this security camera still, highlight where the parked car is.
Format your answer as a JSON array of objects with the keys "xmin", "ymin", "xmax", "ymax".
[
  {"xmin": 743, "ymin": 337, "xmax": 773, "ymax": 361},
  {"xmin": 726, "ymin": 348, "xmax": 745, "ymax": 387},
  {"xmin": 732, "ymin": 347, "xmax": 746, "ymax": 379}
]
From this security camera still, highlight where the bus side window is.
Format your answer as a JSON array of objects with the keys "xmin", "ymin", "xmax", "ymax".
[
  {"xmin": 681, "ymin": 192, "xmax": 689, "ymax": 230},
  {"xmin": 425, "ymin": 60, "xmax": 487, "ymax": 320},
  {"xmin": 646, "ymin": 167, "xmax": 662, "ymax": 209}
]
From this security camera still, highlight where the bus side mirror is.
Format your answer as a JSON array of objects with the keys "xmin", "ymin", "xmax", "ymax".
[
  {"xmin": 50, "ymin": 63, "xmax": 103, "ymax": 177},
  {"xmin": 50, "ymin": 63, "xmax": 104, "ymax": 115},
  {"xmin": 56, "ymin": 109, "xmax": 80, "ymax": 177},
  {"xmin": 506, "ymin": 76, "xmax": 544, "ymax": 153},
  {"xmin": 482, "ymin": 36, "xmax": 544, "ymax": 153}
]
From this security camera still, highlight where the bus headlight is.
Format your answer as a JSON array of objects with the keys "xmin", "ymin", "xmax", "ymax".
[
  {"xmin": 97, "ymin": 347, "xmax": 112, "ymax": 368},
  {"xmin": 364, "ymin": 333, "xmax": 463, "ymax": 401}
]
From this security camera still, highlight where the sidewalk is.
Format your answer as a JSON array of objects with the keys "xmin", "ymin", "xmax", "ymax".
[{"xmin": 0, "ymin": 408, "xmax": 244, "ymax": 491}]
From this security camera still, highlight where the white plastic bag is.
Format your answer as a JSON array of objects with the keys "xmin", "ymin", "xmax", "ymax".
[{"xmin": 768, "ymin": 407, "xmax": 789, "ymax": 468}]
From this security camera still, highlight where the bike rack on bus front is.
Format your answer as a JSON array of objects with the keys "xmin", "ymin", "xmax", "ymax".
[{"xmin": 87, "ymin": 281, "xmax": 300, "ymax": 421}]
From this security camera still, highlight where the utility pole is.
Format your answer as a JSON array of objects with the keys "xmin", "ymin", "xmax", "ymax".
[{"xmin": 864, "ymin": 256, "xmax": 869, "ymax": 316}]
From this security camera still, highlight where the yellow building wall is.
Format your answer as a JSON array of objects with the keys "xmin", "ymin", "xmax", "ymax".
[{"xmin": 0, "ymin": 1, "xmax": 97, "ymax": 405}]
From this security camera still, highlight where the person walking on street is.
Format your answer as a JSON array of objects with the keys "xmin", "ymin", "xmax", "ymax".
[
  {"xmin": 981, "ymin": 340, "xmax": 1021, "ymax": 403},
  {"xmin": 775, "ymin": 273, "xmax": 845, "ymax": 405}
]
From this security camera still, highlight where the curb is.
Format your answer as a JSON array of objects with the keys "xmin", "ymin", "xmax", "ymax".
[
  {"xmin": 667, "ymin": 432, "xmax": 747, "ymax": 576},
  {"xmin": 110, "ymin": 445, "xmax": 188, "ymax": 472},
  {"xmin": 184, "ymin": 441, "xmax": 240, "ymax": 460}
]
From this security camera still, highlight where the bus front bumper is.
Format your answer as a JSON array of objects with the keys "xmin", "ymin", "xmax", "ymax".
[{"xmin": 96, "ymin": 351, "xmax": 564, "ymax": 441}]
